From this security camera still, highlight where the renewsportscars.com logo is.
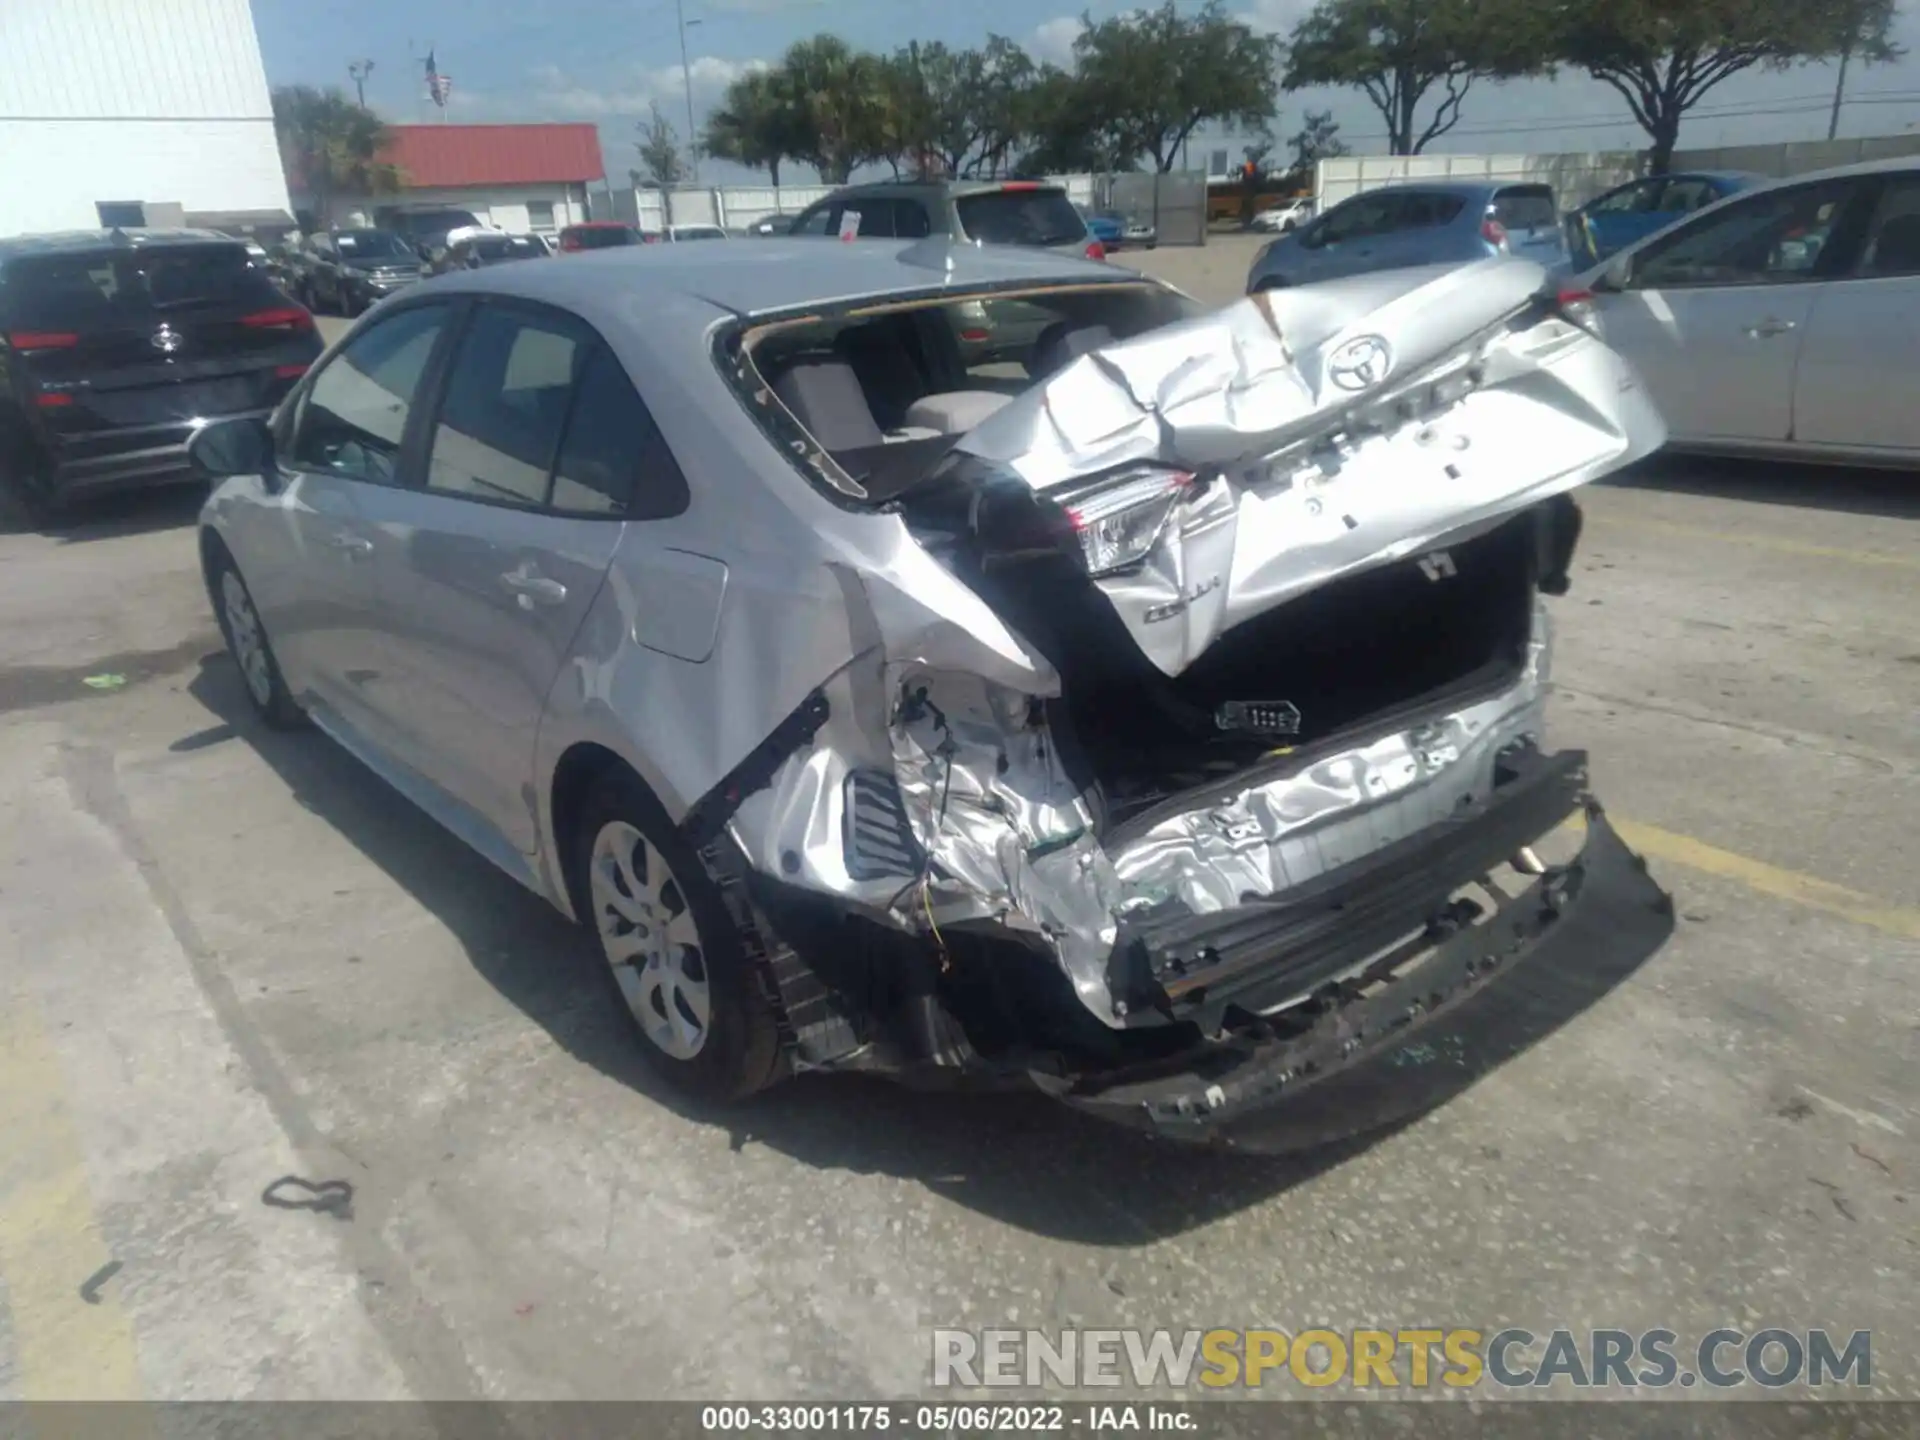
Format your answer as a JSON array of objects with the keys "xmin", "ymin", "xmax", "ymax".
[{"xmin": 931, "ymin": 1328, "xmax": 1873, "ymax": 1391}]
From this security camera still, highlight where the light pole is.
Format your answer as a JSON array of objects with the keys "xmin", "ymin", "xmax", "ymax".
[
  {"xmin": 676, "ymin": 4, "xmax": 701, "ymax": 181},
  {"xmin": 348, "ymin": 58, "xmax": 375, "ymax": 108}
]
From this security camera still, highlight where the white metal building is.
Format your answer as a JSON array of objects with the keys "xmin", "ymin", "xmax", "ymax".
[{"xmin": 0, "ymin": 0, "xmax": 292, "ymax": 238}]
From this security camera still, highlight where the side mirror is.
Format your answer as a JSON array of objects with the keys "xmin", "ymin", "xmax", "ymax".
[
  {"xmin": 188, "ymin": 417, "xmax": 274, "ymax": 480},
  {"xmin": 1596, "ymin": 253, "xmax": 1633, "ymax": 292}
]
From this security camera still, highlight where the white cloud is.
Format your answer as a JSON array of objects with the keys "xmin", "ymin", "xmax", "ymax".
[
  {"xmin": 1236, "ymin": 0, "xmax": 1314, "ymax": 35},
  {"xmin": 530, "ymin": 56, "xmax": 769, "ymax": 122},
  {"xmin": 1028, "ymin": 16, "xmax": 1085, "ymax": 67}
]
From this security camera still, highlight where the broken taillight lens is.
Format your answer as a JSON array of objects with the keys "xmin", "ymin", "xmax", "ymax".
[
  {"xmin": 1058, "ymin": 465, "xmax": 1193, "ymax": 576},
  {"xmin": 1555, "ymin": 285, "xmax": 1605, "ymax": 340}
]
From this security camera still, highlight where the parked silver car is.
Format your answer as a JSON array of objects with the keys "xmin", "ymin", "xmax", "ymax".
[
  {"xmin": 1582, "ymin": 156, "xmax": 1920, "ymax": 466},
  {"xmin": 190, "ymin": 239, "xmax": 1673, "ymax": 1147}
]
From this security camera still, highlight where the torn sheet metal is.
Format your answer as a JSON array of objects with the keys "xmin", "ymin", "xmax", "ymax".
[{"xmin": 953, "ymin": 258, "xmax": 1666, "ymax": 677}]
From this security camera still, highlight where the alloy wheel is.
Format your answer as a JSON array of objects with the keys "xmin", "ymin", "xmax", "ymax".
[
  {"xmin": 221, "ymin": 570, "xmax": 274, "ymax": 708},
  {"xmin": 590, "ymin": 820, "xmax": 711, "ymax": 1060}
]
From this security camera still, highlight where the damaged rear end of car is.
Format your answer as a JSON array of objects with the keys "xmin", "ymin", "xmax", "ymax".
[{"xmin": 701, "ymin": 254, "xmax": 1676, "ymax": 1148}]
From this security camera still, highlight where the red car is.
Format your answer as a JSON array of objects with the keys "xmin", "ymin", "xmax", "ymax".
[{"xmin": 556, "ymin": 222, "xmax": 655, "ymax": 253}]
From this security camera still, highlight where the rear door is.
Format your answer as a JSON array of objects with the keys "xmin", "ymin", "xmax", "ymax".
[
  {"xmin": 3, "ymin": 243, "xmax": 312, "ymax": 435},
  {"xmin": 1597, "ymin": 177, "xmax": 1866, "ymax": 444},
  {"xmin": 1492, "ymin": 185, "xmax": 1565, "ymax": 267},
  {"xmin": 1791, "ymin": 170, "xmax": 1920, "ymax": 454},
  {"xmin": 359, "ymin": 300, "xmax": 643, "ymax": 854}
]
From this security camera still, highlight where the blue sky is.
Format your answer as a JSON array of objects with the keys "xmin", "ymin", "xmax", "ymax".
[{"xmin": 253, "ymin": 0, "xmax": 1920, "ymax": 185}]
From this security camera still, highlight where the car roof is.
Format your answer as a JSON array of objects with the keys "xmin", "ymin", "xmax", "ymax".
[
  {"xmin": 414, "ymin": 235, "xmax": 1136, "ymax": 322},
  {"xmin": 564, "ymin": 220, "xmax": 636, "ymax": 229},
  {"xmin": 0, "ymin": 227, "xmax": 243, "ymax": 260},
  {"xmin": 821, "ymin": 178, "xmax": 1069, "ymax": 200}
]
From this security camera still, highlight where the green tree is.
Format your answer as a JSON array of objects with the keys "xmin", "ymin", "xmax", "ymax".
[
  {"xmin": 780, "ymin": 34, "xmax": 891, "ymax": 183},
  {"xmin": 704, "ymin": 70, "xmax": 805, "ymax": 186},
  {"xmin": 1287, "ymin": 107, "xmax": 1349, "ymax": 182},
  {"xmin": 635, "ymin": 102, "xmax": 691, "ymax": 189},
  {"xmin": 1284, "ymin": 0, "xmax": 1551, "ymax": 155},
  {"xmin": 1071, "ymin": 1, "xmax": 1284, "ymax": 171},
  {"xmin": 270, "ymin": 85, "xmax": 400, "ymax": 224},
  {"xmin": 1550, "ymin": 0, "xmax": 1902, "ymax": 173},
  {"xmin": 1013, "ymin": 67, "xmax": 1138, "ymax": 174}
]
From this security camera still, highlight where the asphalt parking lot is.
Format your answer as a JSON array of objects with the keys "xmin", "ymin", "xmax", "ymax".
[{"xmin": 1, "ymin": 235, "xmax": 1916, "ymax": 1408}]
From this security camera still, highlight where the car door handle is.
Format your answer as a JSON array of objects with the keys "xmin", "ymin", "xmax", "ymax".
[
  {"xmin": 501, "ymin": 568, "xmax": 568, "ymax": 609},
  {"xmin": 324, "ymin": 531, "xmax": 373, "ymax": 557},
  {"xmin": 1745, "ymin": 318, "xmax": 1797, "ymax": 338}
]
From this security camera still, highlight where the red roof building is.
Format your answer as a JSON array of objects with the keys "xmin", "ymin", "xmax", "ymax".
[
  {"xmin": 380, "ymin": 124, "xmax": 605, "ymax": 189},
  {"xmin": 292, "ymin": 123, "xmax": 607, "ymax": 239}
]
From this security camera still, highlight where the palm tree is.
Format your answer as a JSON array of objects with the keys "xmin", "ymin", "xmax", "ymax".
[
  {"xmin": 272, "ymin": 85, "xmax": 401, "ymax": 226},
  {"xmin": 704, "ymin": 70, "xmax": 802, "ymax": 187},
  {"xmin": 780, "ymin": 36, "xmax": 888, "ymax": 184}
]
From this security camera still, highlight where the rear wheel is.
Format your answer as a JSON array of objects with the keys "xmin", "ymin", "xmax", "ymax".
[
  {"xmin": 573, "ymin": 772, "xmax": 782, "ymax": 1102},
  {"xmin": 212, "ymin": 554, "xmax": 306, "ymax": 729}
]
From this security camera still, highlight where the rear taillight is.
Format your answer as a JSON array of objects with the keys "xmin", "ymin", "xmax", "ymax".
[
  {"xmin": 8, "ymin": 331, "xmax": 79, "ymax": 350},
  {"xmin": 1481, "ymin": 217, "xmax": 1509, "ymax": 250},
  {"xmin": 1084, "ymin": 239, "xmax": 1107, "ymax": 262},
  {"xmin": 241, "ymin": 307, "xmax": 314, "ymax": 333},
  {"xmin": 33, "ymin": 392, "xmax": 75, "ymax": 407},
  {"xmin": 560, "ymin": 236, "xmax": 581, "ymax": 252},
  {"xmin": 1059, "ymin": 465, "xmax": 1193, "ymax": 576},
  {"xmin": 1554, "ymin": 285, "xmax": 1604, "ymax": 339},
  {"xmin": 274, "ymin": 362, "xmax": 310, "ymax": 379}
]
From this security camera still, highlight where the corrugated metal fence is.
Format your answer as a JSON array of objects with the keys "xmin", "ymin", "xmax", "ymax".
[
  {"xmin": 617, "ymin": 172, "xmax": 1217, "ymax": 243},
  {"xmin": 1314, "ymin": 133, "xmax": 1920, "ymax": 212}
]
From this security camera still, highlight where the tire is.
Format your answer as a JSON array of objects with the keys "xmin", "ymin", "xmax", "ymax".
[
  {"xmin": 211, "ymin": 552, "xmax": 307, "ymax": 729},
  {"xmin": 571, "ymin": 771, "xmax": 783, "ymax": 1103}
]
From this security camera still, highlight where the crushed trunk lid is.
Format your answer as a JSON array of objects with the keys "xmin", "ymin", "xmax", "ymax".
[{"xmin": 948, "ymin": 257, "xmax": 1666, "ymax": 676}]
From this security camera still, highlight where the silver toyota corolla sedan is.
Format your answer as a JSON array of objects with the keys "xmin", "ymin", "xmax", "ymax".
[
  {"xmin": 1581, "ymin": 156, "xmax": 1920, "ymax": 467},
  {"xmin": 190, "ymin": 238, "xmax": 1675, "ymax": 1147}
]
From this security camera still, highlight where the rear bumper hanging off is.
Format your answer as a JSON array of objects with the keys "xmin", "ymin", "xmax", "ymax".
[{"xmin": 1046, "ymin": 800, "xmax": 1675, "ymax": 1151}]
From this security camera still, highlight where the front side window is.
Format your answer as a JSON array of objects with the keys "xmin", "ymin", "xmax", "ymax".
[
  {"xmin": 1658, "ymin": 177, "xmax": 1720, "ymax": 213},
  {"xmin": 424, "ymin": 305, "xmax": 585, "ymax": 506},
  {"xmin": 1314, "ymin": 193, "xmax": 1397, "ymax": 245},
  {"xmin": 790, "ymin": 205, "xmax": 838, "ymax": 236},
  {"xmin": 289, "ymin": 304, "xmax": 449, "ymax": 484},
  {"xmin": 1589, "ymin": 180, "xmax": 1663, "ymax": 216},
  {"xmin": 1631, "ymin": 180, "xmax": 1859, "ymax": 289}
]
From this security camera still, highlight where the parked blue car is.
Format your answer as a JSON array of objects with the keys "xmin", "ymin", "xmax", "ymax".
[
  {"xmin": 1245, "ymin": 180, "xmax": 1565, "ymax": 291},
  {"xmin": 1077, "ymin": 205, "xmax": 1124, "ymax": 247},
  {"xmin": 1564, "ymin": 171, "xmax": 1764, "ymax": 269}
]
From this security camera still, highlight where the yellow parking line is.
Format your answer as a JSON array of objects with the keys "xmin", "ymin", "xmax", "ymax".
[
  {"xmin": 1571, "ymin": 813, "xmax": 1920, "ymax": 940},
  {"xmin": 0, "ymin": 998, "xmax": 146, "ymax": 1401},
  {"xmin": 1587, "ymin": 513, "xmax": 1920, "ymax": 571}
]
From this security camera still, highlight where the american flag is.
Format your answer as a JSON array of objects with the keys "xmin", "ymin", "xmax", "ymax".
[{"xmin": 424, "ymin": 50, "xmax": 452, "ymax": 107}]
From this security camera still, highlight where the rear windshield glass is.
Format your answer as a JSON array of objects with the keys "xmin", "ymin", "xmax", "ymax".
[
  {"xmin": 1493, "ymin": 188, "xmax": 1560, "ymax": 231},
  {"xmin": 568, "ymin": 227, "xmax": 638, "ymax": 249},
  {"xmin": 955, "ymin": 190, "xmax": 1088, "ymax": 248},
  {"xmin": 335, "ymin": 231, "xmax": 417, "ymax": 260},
  {"xmin": 732, "ymin": 281, "xmax": 1199, "ymax": 505},
  {"xmin": 4, "ymin": 245, "xmax": 277, "ymax": 328}
]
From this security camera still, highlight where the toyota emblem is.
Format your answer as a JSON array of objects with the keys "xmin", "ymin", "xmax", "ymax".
[
  {"xmin": 1326, "ymin": 334, "xmax": 1393, "ymax": 391},
  {"xmin": 150, "ymin": 324, "xmax": 184, "ymax": 355}
]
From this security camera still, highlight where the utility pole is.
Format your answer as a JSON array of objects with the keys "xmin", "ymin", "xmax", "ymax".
[
  {"xmin": 348, "ymin": 58, "xmax": 375, "ymax": 108},
  {"xmin": 676, "ymin": 1, "xmax": 700, "ymax": 182},
  {"xmin": 1827, "ymin": 39, "xmax": 1853, "ymax": 141}
]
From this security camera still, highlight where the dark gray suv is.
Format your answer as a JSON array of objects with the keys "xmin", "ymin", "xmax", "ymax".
[{"xmin": 785, "ymin": 180, "xmax": 1105, "ymax": 260}]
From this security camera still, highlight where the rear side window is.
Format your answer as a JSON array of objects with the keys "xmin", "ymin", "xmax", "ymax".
[
  {"xmin": 955, "ymin": 189, "xmax": 1086, "ymax": 247},
  {"xmin": 290, "ymin": 304, "xmax": 449, "ymax": 484},
  {"xmin": 550, "ymin": 345, "xmax": 690, "ymax": 518},
  {"xmin": 1856, "ymin": 176, "xmax": 1920, "ymax": 278},
  {"xmin": 1658, "ymin": 178, "xmax": 1720, "ymax": 213},
  {"xmin": 1493, "ymin": 187, "xmax": 1558, "ymax": 231},
  {"xmin": 1392, "ymin": 193, "xmax": 1467, "ymax": 229},
  {"xmin": 425, "ymin": 306, "xmax": 585, "ymax": 506},
  {"xmin": 4, "ymin": 245, "xmax": 276, "ymax": 329},
  {"xmin": 893, "ymin": 201, "xmax": 933, "ymax": 239}
]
